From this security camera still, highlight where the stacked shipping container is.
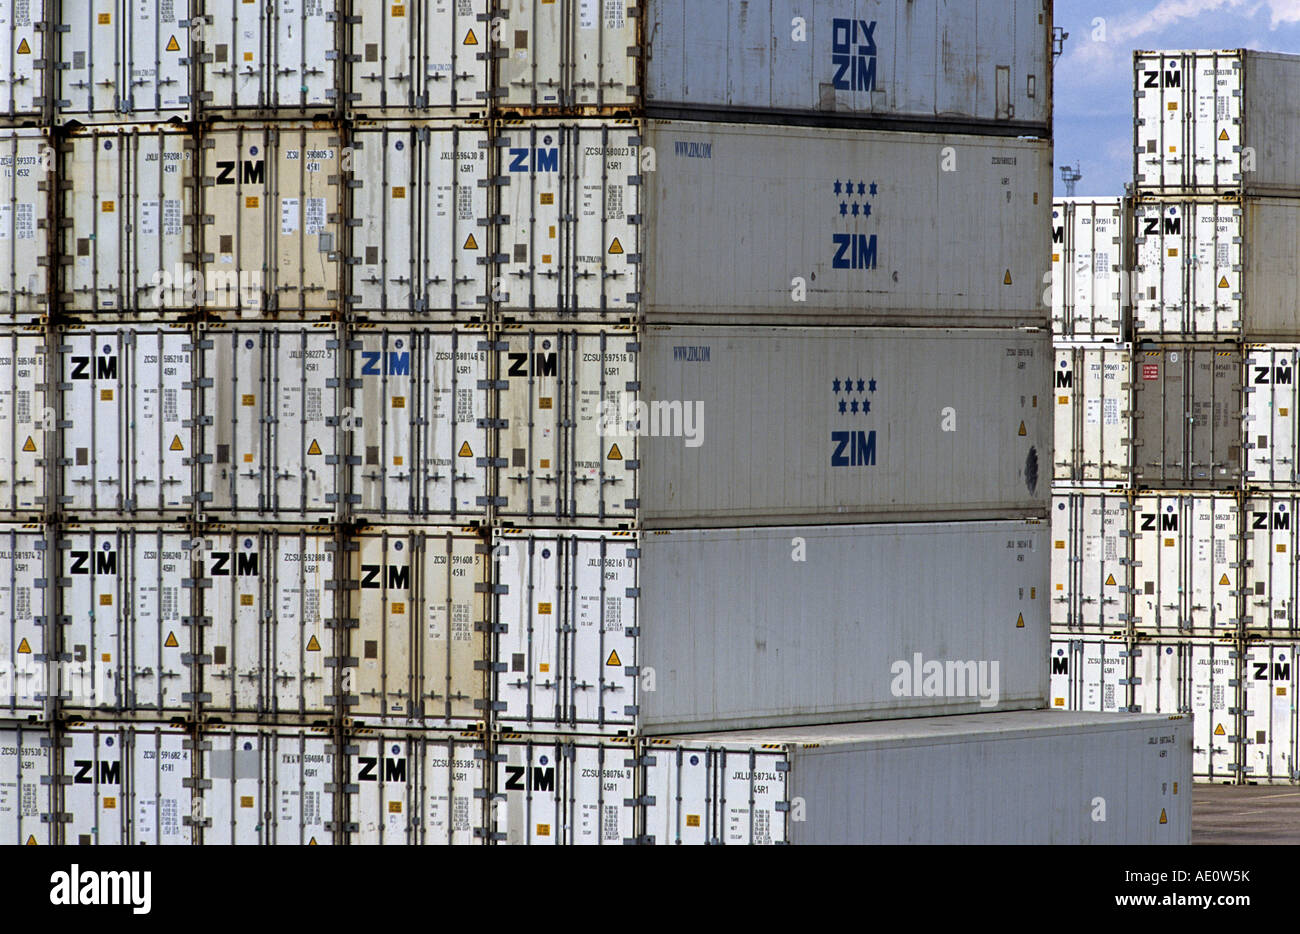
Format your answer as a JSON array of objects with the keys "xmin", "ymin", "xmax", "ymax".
[{"xmin": 0, "ymin": 1, "xmax": 1194, "ymax": 845}]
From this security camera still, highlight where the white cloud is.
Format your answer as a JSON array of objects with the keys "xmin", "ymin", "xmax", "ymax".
[{"xmin": 1105, "ymin": 0, "xmax": 1300, "ymax": 39}]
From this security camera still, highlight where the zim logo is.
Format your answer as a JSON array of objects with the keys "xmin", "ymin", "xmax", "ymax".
[
  {"xmin": 504, "ymin": 765, "xmax": 555, "ymax": 792},
  {"xmin": 1051, "ymin": 656, "xmax": 1069, "ymax": 675},
  {"xmin": 831, "ymin": 430, "xmax": 876, "ymax": 467},
  {"xmin": 1142, "ymin": 216, "xmax": 1181, "ymax": 236},
  {"xmin": 70, "ymin": 354, "xmax": 118, "ymax": 379},
  {"xmin": 73, "ymin": 760, "xmax": 121, "ymax": 784},
  {"xmin": 215, "ymin": 159, "xmax": 266, "ymax": 185},
  {"xmin": 209, "ymin": 551, "xmax": 259, "ymax": 576},
  {"xmin": 1142, "ymin": 67, "xmax": 1181, "ymax": 89},
  {"xmin": 1252, "ymin": 511, "xmax": 1290, "ymax": 530},
  {"xmin": 356, "ymin": 756, "xmax": 407, "ymax": 782},
  {"xmin": 831, "ymin": 18, "xmax": 877, "ymax": 91},
  {"xmin": 361, "ymin": 563, "xmax": 410, "ymax": 589},
  {"xmin": 70, "ymin": 549, "xmax": 117, "ymax": 575},
  {"xmin": 508, "ymin": 147, "xmax": 558, "ymax": 173},
  {"xmin": 1139, "ymin": 512, "xmax": 1178, "ymax": 531},
  {"xmin": 506, "ymin": 352, "xmax": 557, "ymax": 377},
  {"xmin": 1253, "ymin": 660, "xmax": 1291, "ymax": 681},
  {"xmin": 1253, "ymin": 365, "xmax": 1292, "ymax": 385},
  {"xmin": 361, "ymin": 350, "xmax": 410, "ymax": 376},
  {"xmin": 832, "ymin": 233, "xmax": 877, "ymax": 269}
]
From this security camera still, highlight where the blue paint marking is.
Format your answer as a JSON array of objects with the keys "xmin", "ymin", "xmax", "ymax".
[
  {"xmin": 831, "ymin": 376, "xmax": 878, "ymax": 466},
  {"xmin": 831, "ymin": 19, "xmax": 877, "ymax": 92},
  {"xmin": 361, "ymin": 350, "xmax": 410, "ymax": 376}
]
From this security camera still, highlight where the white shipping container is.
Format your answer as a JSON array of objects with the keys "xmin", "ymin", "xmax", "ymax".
[
  {"xmin": 346, "ymin": 0, "xmax": 488, "ymax": 115},
  {"xmin": 1132, "ymin": 493, "xmax": 1240, "ymax": 637},
  {"xmin": 0, "ymin": 129, "xmax": 51, "ymax": 320},
  {"xmin": 346, "ymin": 528, "xmax": 489, "ymax": 728},
  {"xmin": 495, "ymin": 326, "xmax": 1048, "ymax": 528},
  {"xmin": 494, "ymin": 120, "xmax": 1050, "ymax": 325},
  {"xmin": 0, "ymin": 723, "xmax": 52, "ymax": 845},
  {"xmin": 1134, "ymin": 50, "xmax": 1300, "ymax": 197},
  {"xmin": 0, "ymin": 329, "xmax": 49, "ymax": 517},
  {"xmin": 1048, "ymin": 636, "xmax": 1127, "ymax": 712},
  {"xmin": 346, "ymin": 123, "xmax": 490, "ymax": 318},
  {"xmin": 1243, "ymin": 345, "xmax": 1300, "ymax": 486},
  {"xmin": 57, "ymin": 326, "xmax": 194, "ymax": 519},
  {"xmin": 195, "ymin": 0, "xmax": 339, "ymax": 113},
  {"xmin": 58, "ymin": 723, "xmax": 193, "ymax": 845},
  {"xmin": 200, "ymin": 125, "xmax": 341, "ymax": 315},
  {"xmin": 495, "ymin": 734, "xmax": 636, "ymax": 845},
  {"xmin": 346, "ymin": 731, "xmax": 488, "ymax": 845},
  {"xmin": 346, "ymin": 326, "xmax": 489, "ymax": 522},
  {"xmin": 1050, "ymin": 493, "xmax": 1129, "ymax": 634},
  {"xmin": 1053, "ymin": 344, "xmax": 1132, "ymax": 485},
  {"xmin": 1132, "ymin": 198, "xmax": 1300, "ymax": 341},
  {"xmin": 1244, "ymin": 495, "xmax": 1299, "ymax": 638},
  {"xmin": 1241, "ymin": 642, "xmax": 1298, "ymax": 783},
  {"xmin": 646, "ymin": 712, "xmax": 1192, "ymax": 845},
  {"xmin": 197, "ymin": 529, "xmax": 336, "ymax": 720},
  {"xmin": 60, "ymin": 125, "xmax": 195, "ymax": 316},
  {"xmin": 0, "ymin": 0, "xmax": 46, "ymax": 119},
  {"xmin": 201, "ymin": 727, "xmax": 334, "ymax": 844},
  {"xmin": 1130, "ymin": 639, "xmax": 1238, "ymax": 781},
  {"xmin": 197, "ymin": 324, "xmax": 341, "ymax": 520},
  {"xmin": 1050, "ymin": 199, "xmax": 1127, "ymax": 340},
  {"xmin": 56, "ymin": 0, "xmax": 191, "ymax": 122},
  {"xmin": 0, "ymin": 527, "xmax": 48, "ymax": 718},
  {"xmin": 57, "ymin": 526, "xmax": 194, "ymax": 716}
]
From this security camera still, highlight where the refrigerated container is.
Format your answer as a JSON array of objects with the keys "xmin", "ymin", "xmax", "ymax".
[
  {"xmin": 0, "ymin": 329, "xmax": 49, "ymax": 518},
  {"xmin": 57, "ymin": 326, "xmax": 195, "ymax": 519},
  {"xmin": 59, "ymin": 124, "xmax": 196, "ymax": 317},
  {"xmin": 643, "ymin": 711, "xmax": 1192, "ymax": 844},
  {"xmin": 0, "ymin": 722, "xmax": 51, "ymax": 845},
  {"xmin": 1131, "ymin": 493, "xmax": 1240, "ymax": 637},
  {"xmin": 345, "ymin": 123, "xmax": 490, "ymax": 319},
  {"xmin": 0, "ymin": 526, "xmax": 48, "ymax": 718},
  {"xmin": 345, "ymin": 325, "xmax": 489, "ymax": 523},
  {"xmin": 1134, "ymin": 50, "xmax": 1300, "ymax": 197},
  {"xmin": 494, "ymin": 120, "xmax": 1051, "ymax": 325},
  {"xmin": 1049, "ymin": 636, "xmax": 1127, "ymax": 712},
  {"xmin": 1243, "ymin": 345, "xmax": 1300, "ymax": 486},
  {"xmin": 1130, "ymin": 638, "xmax": 1238, "ymax": 781},
  {"xmin": 1050, "ymin": 198, "xmax": 1128, "ymax": 340},
  {"xmin": 1053, "ymin": 344, "xmax": 1131, "ymax": 484},
  {"xmin": 1244, "ymin": 495, "xmax": 1300, "ymax": 638},
  {"xmin": 1050, "ymin": 492, "xmax": 1129, "ymax": 634},
  {"xmin": 0, "ymin": 0, "xmax": 47, "ymax": 121},
  {"xmin": 1241, "ymin": 641, "xmax": 1298, "ymax": 783},
  {"xmin": 344, "ymin": 528, "xmax": 489, "ymax": 729},
  {"xmin": 493, "ymin": 326, "xmax": 1048, "ymax": 528},
  {"xmin": 0, "ymin": 128, "xmax": 51, "ymax": 321},
  {"xmin": 1131, "ymin": 345, "xmax": 1241, "ymax": 486}
]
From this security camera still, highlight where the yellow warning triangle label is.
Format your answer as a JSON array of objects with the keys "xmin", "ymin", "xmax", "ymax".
[
  {"xmin": 307, "ymin": 439, "xmax": 322, "ymax": 455},
  {"xmin": 458, "ymin": 441, "xmax": 473, "ymax": 457},
  {"xmin": 21, "ymin": 435, "xmax": 34, "ymax": 453},
  {"xmin": 607, "ymin": 442, "xmax": 623, "ymax": 460},
  {"xmin": 164, "ymin": 631, "xmax": 179, "ymax": 648},
  {"xmin": 1018, "ymin": 421, "xmax": 1027, "ymax": 437},
  {"xmin": 606, "ymin": 649, "xmax": 622, "ymax": 667},
  {"xmin": 306, "ymin": 634, "xmax": 321, "ymax": 651},
  {"xmin": 1003, "ymin": 269, "xmax": 1013, "ymax": 285},
  {"xmin": 464, "ymin": 233, "xmax": 478, "ymax": 250},
  {"xmin": 165, "ymin": 34, "xmax": 180, "ymax": 52},
  {"xmin": 309, "ymin": 837, "xmax": 318, "ymax": 845},
  {"xmin": 17, "ymin": 637, "xmax": 31, "ymax": 654},
  {"xmin": 1016, "ymin": 613, "xmax": 1025, "ymax": 629},
  {"xmin": 1218, "ymin": 276, "xmax": 1230, "ymax": 288},
  {"xmin": 25, "ymin": 835, "xmax": 36, "ymax": 845},
  {"xmin": 608, "ymin": 237, "xmax": 624, "ymax": 255},
  {"xmin": 1214, "ymin": 723, "xmax": 1226, "ymax": 736},
  {"xmin": 16, "ymin": 38, "xmax": 30, "ymax": 54},
  {"xmin": 169, "ymin": 434, "xmax": 184, "ymax": 451},
  {"xmin": 1219, "ymin": 573, "xmax": 1230, "ymax": 586},
  {"xmin": 1159, "ymin": 808, "xmax": 1168, "ymax": 825},
  {"xmin": 464, "ymin": 28, "xmax": 478, "ymax": 45},
  {"xmin": 1219, "ymin": 129, "xmax": 1230, "ymax": 141},
  {"xmin": 1105, "ymin": 573, "xmax": 1116, "ymax": 586}
]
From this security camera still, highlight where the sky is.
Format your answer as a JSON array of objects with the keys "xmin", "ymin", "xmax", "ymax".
[{"xmin": 1053, "ymin": 0, "xmax": 1300, "ymax": 196}]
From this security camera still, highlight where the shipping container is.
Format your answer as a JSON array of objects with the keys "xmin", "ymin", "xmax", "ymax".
[
  {"xmin": 56, "ymin": 722, "xmax": 194, "ymax": 845},
  {"xmin": 1131, "ymin": 493, "xmax": 1240, "ymax": 637},
  {"xmin": 196, "ymin": 324, "xmax": 341, "ymax": 521},
  {"xmin": 345, "ymin": 325, "xmax": 489, "ymax": 523},
  {"xmin": 345, "ymin": 730, "xmax": 488, "ymax": 845},
  {"xmin": 56, "ymin": 526, "xmax": 194, "ymax": 717},
  {"xmin": 0, "ymin": 329, "xmax": 49, "ymax": 518},
  {"xmin": 200, "ymin": 726, "xmax": 335, "ymax": 844},
  {"xmin": 1132, "ymin": 198, "xmax": 1300, "ymax": 341},
  {"xmin": 59, "ymin": 125, "xmax": 196, "ymax": 317},
  {"xmin": 1243, "ymin": 345, "xmax": 1300, "ymax": 487},
  {"xmin": 1050, "ymin": 199, "xmax": 1128, "ymax": 340},
  {"xmin": 494, "ymin": 733, "xmax": 636, "ymax": 844},
  {"xmin": 1130, "ymin": 638, "xmax": 1238, "ymax": 781},
  {"xmin": 194, "ymin": 0, "xmax": 340, "ymax": 115},
  {"xmin": 0, "ymin": 128, "xmax": 51, "ymax": 321},
  {"xmin": 0, "ymin": 0, "xmax": 47, "ymax": 121},
  {"xmin": 344, "ymin": 528, "xmax": 489, "ymax": 728},
  {"xmin": 645, "ymin": 712, "xmax": 1192, "ymax": 844},
  {"xmin": 494, "ymin": 326, "xmax": 1048, "ymax": 528},
  {"xmin": 345, "ymin": 123, "xmax": 490, "ymax": 319},
  {"xmin": 200, "ymin": 125, "xmax": 341, "ymax": 316},
  {"xmin": 196, "ymin": 528, "xmax": 337, "ymax": 721},
  {"xmin": 1048, "ymin": 636, "xmax": 1127, "ymax": 712},
  {"xmin": 346, "ymin": 0, "xmax": 488, "ymax": 117},
  {"xmin": 55, "ymin": 0, "xmax": 191, "ymax": 122},
  {"xmin": 0, "ymin": 722, "xmax": 52, "ymax": 845},
  {"xmin": 494, "ymin": 120, "xmax": 1051, "ymax": 325},
  {"xmin": 1053, "ymin": 344, "xmax": 1131, "ymax": 485},
  {"xmin": 1131, "ymin": 345, "xmax": 1241, "ymax": 487},
  {"xmin": 1244, "ymin": 494, "xmax": 1299, "ymax": 638},
  {"xmin": 1050, "ymin": 492, "xmax": 1129, "ymax": 634},
  {"xmin": 0, "ymin": 526, "xmax": 48, "ymax": 718},
  {"xmin": 57, "ymin": 326, "xmax": 195, "ymax": 519},
  {"xmin": 1241, "ymin": 641, "xmax": 1298, "ymax": 783},
  {"xmin": 1134, "ymin": 50, "xmax": 1300, "ymax": 197}
]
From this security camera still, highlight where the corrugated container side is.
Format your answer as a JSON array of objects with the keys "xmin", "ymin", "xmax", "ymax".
[
  {"xmin": 0, "ymin": 129, "xmax": 51, "ymax": 321},
  {"xmin": 1050, "ymin": 492, "xmax": 1130, "ymax": 634},
  {"xmin": 0, "ymin": 329, "xmax": 49, "ymax": 518},
  {"xmin": 1053, "ymin": 343, "xmax": 1132, "ymax": 485},
  {"xmin": 1130, "ymin": 638, "xmax": 1238, "ymax": 781},
  {"xmin": 0, "ymin": 526, "xmax": 49, "ymax": 718},
  {"xmin": 1244, "ymin": 346, "xmax": 1300, "ymax": 486},
  {"xmin": 1244, "ymin": 494, "xmax": 1300, "ymax": 638},
  {"xmin": 0, "ymin": 723, "xmax": 53, "ymax": 845},
  {"xmin": 1241, "ymin": 641, "xmax": 1299, "ymax": 783},
  {"xmin": 0, "ymin": 1, "xmax": 47, "ymax": 120},
  {"xmin": 1048, "ymin": 635, "xmax": 1128, "ymax": 712},
  {"xmin": 1051, "ymin": 199, "xmax": 1128, "ymax": 340},
  {"xmin": 640, "ymin": 741, "xmax": 788, "ymax": 845}
]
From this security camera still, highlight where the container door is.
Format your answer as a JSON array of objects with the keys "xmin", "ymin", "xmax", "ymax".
[
  {"xmin": 0, "ymin": 725, "xmax": 53, "ymax": 845},
  {"xmin": 1053, "ymin": 345, "xmax": 1130, "ymax": 483},
  {"xmin": 0, "ymin": 528, "xmax": 47, "ymax": 717},
  {"xmin": 0, "ymin": 131, "xmax": 48, "ymax": 321},
  {"xmin": 1194, "ymin": 642, "xmax": 1239, "ymax": 781},
  {"xmin": 420, "ymin": 736, "xmax": 487, "ymax": 845},
  {"xmin": 495, "ymin": 739, "xmax": 635, "ymax": 845},
  {"xmin": 0, "ymin": 331, "xmax": 48, "ymax": 516},
  {"xmin": 347, "ymin": 735, "xmax": 421, "ymax": 845},
  {"xmin": 204, "ymin": 730, "xmax": 334, "ymax": 845},
  {"xmin": 202, "ymin": 0, "xmax": 338, "ymax": 112},
  {"xmin": 1132, "ymin": 494, "xmax": 1239, "ymax": 637},
  {"xmin": 1244, "ymin": 347, "xmax": 1299, "ymax": 486},
  {"xmin": 1244, "ymin": 495, "xmax": 1298, "ymax": 637},
  {"xmin": 1049, "ymin": 637, "xmax": 1127, "ymax": 712},
  {"xmin": 1243, "ymin": 643, "xmax": 1299, "ymax": 783},
  {"xmin": 715, "ymin": 746, "xmax": 788, "ymax": 845},
  {"xmin": 0, "ymin": 1, "xmax": 45, "ymax": 119},
  {"xmin": 1050, "ymin": 493, "xmax": 1128, "ymax": 633}
]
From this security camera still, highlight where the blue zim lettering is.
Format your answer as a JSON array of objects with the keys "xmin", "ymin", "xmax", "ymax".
[
  {"xmin": 831, "ymin": 19, "xmax": 877, "ymax": 92},
  {"xmin": 832, "ymin": 233, "xmax": 877, "ymax": 270},
  {"xmin": 361, "ymin": 350, "xmax": 411, "ymax": 376},
  {"xmin": 831, "ymin": 430, "xmax": 876, "ymax": 467}
]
